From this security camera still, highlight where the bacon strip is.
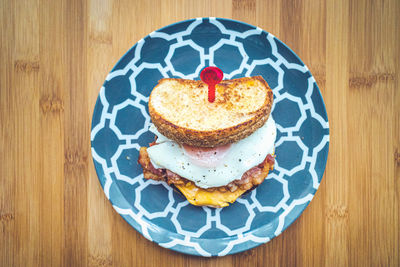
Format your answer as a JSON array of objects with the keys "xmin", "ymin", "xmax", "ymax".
[{"xmin": 138, "ymin": 146, "xmax": 274, "ymax": 193}]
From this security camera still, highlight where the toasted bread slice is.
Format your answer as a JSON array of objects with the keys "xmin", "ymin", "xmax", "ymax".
[{"xmin": 148, "ymin": 76, "xmax": 273, "ymax": 147}]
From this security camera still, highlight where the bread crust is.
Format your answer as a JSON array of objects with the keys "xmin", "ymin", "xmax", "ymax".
[{"xmin": 149, "ymin": 76, "xmax": 273, "ymax": 147}]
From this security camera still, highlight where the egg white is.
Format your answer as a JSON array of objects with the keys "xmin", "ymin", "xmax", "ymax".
[{"xmin": 147, "ymin": 116, "xmax": 276, "ymax": 188}]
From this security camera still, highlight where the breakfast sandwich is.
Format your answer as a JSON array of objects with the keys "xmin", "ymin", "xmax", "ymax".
[{"xmin": 138, "ymin": 75, "xmax": 276, "ymax": 208}]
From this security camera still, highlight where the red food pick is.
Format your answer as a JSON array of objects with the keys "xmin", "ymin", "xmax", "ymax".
[{"xmin": 200, "ymin": 66, "xmax": 223, "ymax": 103}]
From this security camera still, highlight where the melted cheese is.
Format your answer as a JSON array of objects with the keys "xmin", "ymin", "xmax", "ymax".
[{"xmin": 175, "ymin": 183, "xmax": 247, "ymax": 208}]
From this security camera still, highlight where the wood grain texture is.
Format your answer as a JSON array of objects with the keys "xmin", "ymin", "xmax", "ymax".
[{"xmin": 1, "ymin": 0, "xmax": 399, "ymax": 266}]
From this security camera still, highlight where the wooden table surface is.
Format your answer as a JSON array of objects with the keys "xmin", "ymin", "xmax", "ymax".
[{"xmin": 1, "ymin": 0, "xmax": 399, "ymax": 266}]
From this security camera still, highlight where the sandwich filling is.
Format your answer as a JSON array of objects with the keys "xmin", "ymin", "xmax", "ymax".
[{"xmin": 145, "ymin": 115, "xmax": 276, "ymax": 188}]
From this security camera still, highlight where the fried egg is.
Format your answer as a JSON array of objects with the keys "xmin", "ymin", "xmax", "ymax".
[{"xmin": 147, "ymin": 116, "xmax": 276, "ymax": 188}]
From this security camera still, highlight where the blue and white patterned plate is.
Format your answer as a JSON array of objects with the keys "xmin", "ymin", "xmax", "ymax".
[{"xmin": 91, "ymin": 18, "xmax": 329, "ymax": 256}]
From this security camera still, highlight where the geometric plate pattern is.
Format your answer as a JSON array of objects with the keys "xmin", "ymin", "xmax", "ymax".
[{"xmin": 91, "ymin": 17, "xmax": 329, "ymax": 256}]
